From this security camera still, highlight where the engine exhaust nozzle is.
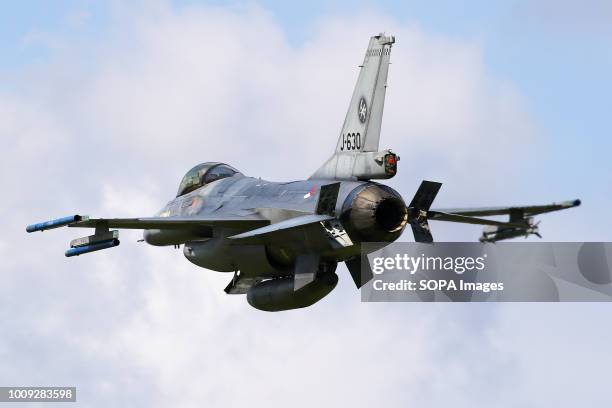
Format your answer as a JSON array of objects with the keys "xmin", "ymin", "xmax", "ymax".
[{"xmin": 341, "ymin": 184, "xmax": 408, "ymax": 243}]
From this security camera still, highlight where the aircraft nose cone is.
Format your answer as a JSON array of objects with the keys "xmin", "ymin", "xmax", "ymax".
[{"xmin": 341, "ymin": 183, "xmax": 408, "ymax": 243}]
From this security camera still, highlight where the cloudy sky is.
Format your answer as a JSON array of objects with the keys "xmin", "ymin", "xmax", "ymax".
[{"xmin": 1, "ymin": 1, "xmax": 611, "ymax": 406}]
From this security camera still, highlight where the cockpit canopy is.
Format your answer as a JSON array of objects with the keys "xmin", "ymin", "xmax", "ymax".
[{"xmin": 176, "ymin": 162, "xmax": 240, "ymax": 197}]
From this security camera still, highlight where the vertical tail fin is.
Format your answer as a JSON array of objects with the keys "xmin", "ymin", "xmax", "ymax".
[
  {"xmin": 337, "ymin": 33, "xmax": 394, "ymax": 153},
  {"xmin": 311, "ymin": 34, "xmax": 397, "ymax": 180}
]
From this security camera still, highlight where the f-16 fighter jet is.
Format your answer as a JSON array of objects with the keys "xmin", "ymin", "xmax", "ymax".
[{"xmin": 27, "ymin": 34, "xmax": 580, "ymax": 311}]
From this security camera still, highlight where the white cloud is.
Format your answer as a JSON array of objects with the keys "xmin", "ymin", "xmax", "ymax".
[{"xmin": 0, "ymin": 3, "xmax": 607, "ymax": 407}]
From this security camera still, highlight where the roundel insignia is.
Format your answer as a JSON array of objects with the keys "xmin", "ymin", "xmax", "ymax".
[{"xmin": 358, "ymin": 97, "xmax": 367, "ymax": 123}]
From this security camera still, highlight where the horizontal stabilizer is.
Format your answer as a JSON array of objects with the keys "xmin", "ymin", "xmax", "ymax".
[
  {"xmin": 409, "ymin": 181, "xmax": 442, "ymax": 211},
  {"xmin": 345, "ymin": 256, "xmax": 373, "ymax": 288},
  {"xmin": 408, "ymin": 180, "xmax": 442, "ymax": 243},
  {"xmin": 411, "ymin": 224, "xmax": 433, "ymax": 243}
]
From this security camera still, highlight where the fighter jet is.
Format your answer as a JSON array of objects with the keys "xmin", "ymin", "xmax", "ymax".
[{"xmin": 27, "ymin": 34, "xmax": 580, "ymax": 311}]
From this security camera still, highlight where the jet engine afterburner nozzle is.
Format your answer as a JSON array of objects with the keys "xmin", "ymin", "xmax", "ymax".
[{"xmin": 340, "ymin": 183, "xmax": 408, "ymax": 243}]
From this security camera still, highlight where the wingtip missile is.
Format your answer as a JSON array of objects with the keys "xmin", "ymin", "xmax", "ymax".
[
  {"xmin": 559, "ymin": 199, "xmax": 581, "ymax": 209},
  {"xmin": 26, "ymin": 215, "xmax": 88, "ymax": 233}
]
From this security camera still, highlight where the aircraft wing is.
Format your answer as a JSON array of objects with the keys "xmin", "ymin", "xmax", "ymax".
[
  {"xmin": 432, "ymin": 199, "xmax": 581, "ymax": 219},
  {"xmin": 67, "ymin": 215, "xmax": 269, "ymax": 230},
  {"xmin": 427, "ymin": 212, "xmax": 526, "ymax": 227},
  {"xmin": 427, "ymin": 199, "xmax": 581, "ymax": 242},
  {"xmin": 26, "ymin": 213, "xmax": 271, "ymax": 257},
  {"xmin": 26, "ymin": 214, "xmax": 268, "ymax": 232}
]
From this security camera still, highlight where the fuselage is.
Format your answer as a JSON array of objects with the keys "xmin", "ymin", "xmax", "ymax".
[{"xmin": 143, "ymin": 172, "xmax": 408, "ymax": 277}]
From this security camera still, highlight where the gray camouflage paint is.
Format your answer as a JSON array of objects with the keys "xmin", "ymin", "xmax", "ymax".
[{"xmin": 26, "ymin": 33, "xmax": 581, "ymax": 311}]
